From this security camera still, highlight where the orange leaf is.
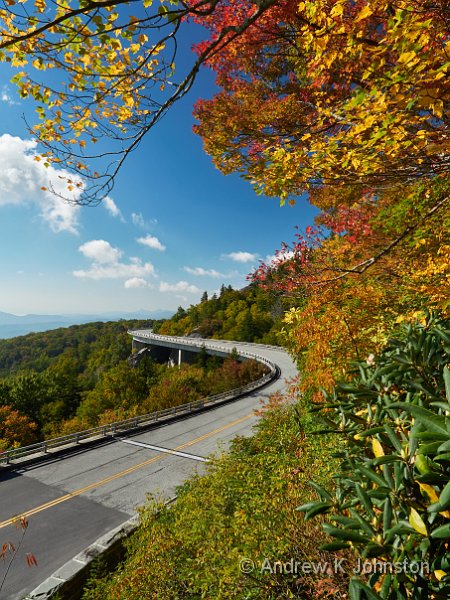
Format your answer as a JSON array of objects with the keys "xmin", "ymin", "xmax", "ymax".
[{"xmin": 26, "ymin": 553, "xmax": 38, "ymax": 567}]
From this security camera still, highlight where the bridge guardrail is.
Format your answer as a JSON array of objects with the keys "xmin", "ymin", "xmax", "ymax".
[
  {"xmin": 129, "ymin": 330, "xmax": 282, "ymax": 352},
  {"xmin": 0, "ymin": 338, "xmax": 279, "ymax": 467}
]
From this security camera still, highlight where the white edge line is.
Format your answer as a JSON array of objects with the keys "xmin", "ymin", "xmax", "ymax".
[{"xmin": 115, "ymin": 437, "xmax": 209, "ymax": 462}]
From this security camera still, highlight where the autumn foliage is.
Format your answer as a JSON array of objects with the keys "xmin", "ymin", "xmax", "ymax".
[
  {"xmin": 0, "ymin": 0, "xmax": 448, "ymax": 202},
  {"xmin": 193, "ymin": 0, "xmax": 450, "ymax": 197},
  {"xmin": 0, "ymin": 405, "xmax": 37, "ymax": 452},
  {"xmin": 251, "ymin": 177, "xmax": 450, "ymax": 400}
]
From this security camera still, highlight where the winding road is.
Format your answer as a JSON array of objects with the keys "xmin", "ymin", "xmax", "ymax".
[{"xmin": 0, "ymin": 337, "xmax": 297, "ymax": 600}]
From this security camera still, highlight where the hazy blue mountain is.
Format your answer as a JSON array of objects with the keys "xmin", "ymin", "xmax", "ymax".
[
  {"xmin": 0, "ymin": 311, "xmax": 68, "ymax": 324},
  {"xmin": 0, "ymin": 309, "xmax": 173, "ymax": 339}
]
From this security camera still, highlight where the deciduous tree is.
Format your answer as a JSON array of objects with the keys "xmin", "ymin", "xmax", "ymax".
[
  {"xmin": 0, "ymin": 0, "xmax": 278, "ymax": 202},
  {"xmin": 194, "ymin": 0, "xmax": 450, "ymax": 198},
  {"xmin": 0, "ymin": 405, "xmax": 38, "ymax": 451}
]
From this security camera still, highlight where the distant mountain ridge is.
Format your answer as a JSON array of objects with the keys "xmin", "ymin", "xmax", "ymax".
[{"xmin": 0, "ymin": 309, "xmax": 173, "ymax": 339}]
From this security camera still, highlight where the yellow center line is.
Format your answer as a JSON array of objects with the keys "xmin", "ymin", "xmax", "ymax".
[{"xmin": 0, "ymin": 413, "xmax": 253, "ymax": 530}]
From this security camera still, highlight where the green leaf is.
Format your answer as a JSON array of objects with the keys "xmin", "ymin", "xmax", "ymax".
[
  {"xmin": 429, "ymin": 402, "xmax": 450, "ymax": 411},
  {"xmin": 432, "ymin": 555, "xmax": 450, "ymax": 571},
  {"xmin": 433, "ymin": 453, "xmax": 450, "ymax": 462},
  {"xmin": 296, "ymin": 501, "xmax": 322, "ymax": 512},
  {"xmin": 383, "ymin": 498, "xmax": 392, "ymax": 534},
  {"xmin": 357, "ymin": 465, "xmax": 388, "ymax": 488},
  {"xmin": 372, "ymin": 454, "xmax": 400, "ymax": 466},
  {"xmin": 356, "ymin": 426, "xmax": 386, "ymax": 439},
  {"xmin": 385, "ymin": 521, "xmax": 414, "ymax": 543},
  {"xmin": 308, "ymin": 481, "xmax": 332, "ymax": 501},
  {"xmin": 389, "ymin": 403, "xmax": 449, "ymax": 438},
  {"xmin": 320, "ymin": 541, "xmax": 351, "ymax": 551},
  {"xmin": 414, "ymin": 431, "xmax": 449, "ymax": 441},
  {"xmin": 382, "ymin": 463, "xmax": 394, "ymax": 490},
  {"xmin": 383, "ymin": 425, "xmax": 403, "ymax": 453},
  {"xmin": 362, "ymin": 542, "xmax": 386, "ymax": 558},
  {"xmin": 431, "ymin": 522, "xmax": 450, "ymax": 539},
  {"xmin": 380, "ymin": 572, "xmax": 392, "ymax": 597},
  {"xmin": 322, "ymin": 523, "xmax": 369, "ymax": 544},
  {"xmin": 438, "ymin": 480, "xmax": 450, "ymax": 510},
  {"xmin": 305, "ymin": 503, "xmax": 332, "ymax": 520},
  {"xmin": 444, "ymin": 367, "xmax": 450, "ymax": 403},
  {"xmin": 330, "ymin": 515, "xmax": 358, "ymax": 527},
  {"xmin": 349, "ymin": 577, "xmax": 383, "ymax": 600},
  {"xmin": 427, "ymin": 501, "xmax": 443, "ymax": 513},
  {"xmin": 420, "ymin": 441, "xmax": 444, "ymax": 454},
  {"xmin": 348, "ymin": 508, "xmax": 375, "ymax": 537},
  {"xmin": 355, "ymin": 483, "xmax": 375, "ymax": 517}
]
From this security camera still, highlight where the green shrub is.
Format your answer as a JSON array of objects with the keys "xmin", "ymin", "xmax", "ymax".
[{"xmin": 298, "ymin": 312, "xmax": 450, "ymax": 599}]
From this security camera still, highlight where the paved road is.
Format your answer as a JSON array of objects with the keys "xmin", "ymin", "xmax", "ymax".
[{"xmin": 0, "ymin": 340, "xmax": 297, "ymax": 600}]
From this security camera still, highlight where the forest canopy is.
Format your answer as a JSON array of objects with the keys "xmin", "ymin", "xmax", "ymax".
[
  {"xmin": 1, "ymin": 0, "xmax": 449, "ymax": 203},
  {"xmin": 0, "ymin": 289, "xmax": 278, "ymax": 450}
]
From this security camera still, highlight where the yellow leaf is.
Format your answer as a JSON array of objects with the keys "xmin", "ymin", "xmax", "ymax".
[
  {"xmin": 355, "ymin": 5, "xmax": 373, "ymax": 22},
  {"xmin": 419, "ymin": 483, "xmax": 450, "ymax": 518},
  {"xmin": 372, "ymin": 438, "xmax": 384, "ymax": 458},
  {"xmin": 432, "ymin": 100, "xmax": 444, "ymax": 118},
  {"xmin": 418, "ymin": 482, "xmax": 439, "ymax": 504},
  {"xmin": 398, "ymin": 51, "xmax": 416, "ymax": 65},
  {"xmin": 435, "ymin": 570, "xmax": 447, "ymax": 581},
  {"xmin": 409, "ymin": 508, "xmax": 427, "ymax": 536},
  {"xmin": 330, "ymin": 2, "xmax": 344, "ymax": 18}
]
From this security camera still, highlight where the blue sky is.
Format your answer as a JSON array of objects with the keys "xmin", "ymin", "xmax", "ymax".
[{"xmin": 0, "ymin": 23, "xmax": 317, "ymax": 317}]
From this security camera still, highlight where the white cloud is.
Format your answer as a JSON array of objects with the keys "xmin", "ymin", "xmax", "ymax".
[
  {"xmin": 265, "ymin": 250, "xmax": 295, "ymax": 265},
  {"xmin": 124, "ymin": 277, "xmax": 151, "ymax": 289},
  {"xmin": 132, "ymin": 212, "xmax": 145, "ymax": 227},
  {"xmin": 103, "ymin": 196, "xmax": 125, "ymax": 221},
  {"xmin": 223, "ymin": 251, "xmax": 258, "ymax": 263},
  {"xmin": 183, "ymin": 266, "xmax": 223, "ymax": 278},
  {"xmin": 74, "ymin": 239, "xmax": 156, "ymax": 280},
  {"xmin": 159, "ymin": 281, "xmax": 201, "ymax": 294},
  {"xmin": 137, "ymin": 234, "xmax": 166, "ymax": 251},
  {"xmin": 79, "ymin": 240, "xmax": 122, "ymax": 264},
  {"xmin": 74, "ymin": 260, "xmax": 155, "ymax": 280},
  {"xmin": 132, "ymin": 212, "xmax": 158, "ymax": 229},
  {"xmin": 1, "ymin": 86, "xmax": 19, "ymax": 106},
  {"xmin": 0, "ymin": 133, "xmax": 82, "ymax": 233}
]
